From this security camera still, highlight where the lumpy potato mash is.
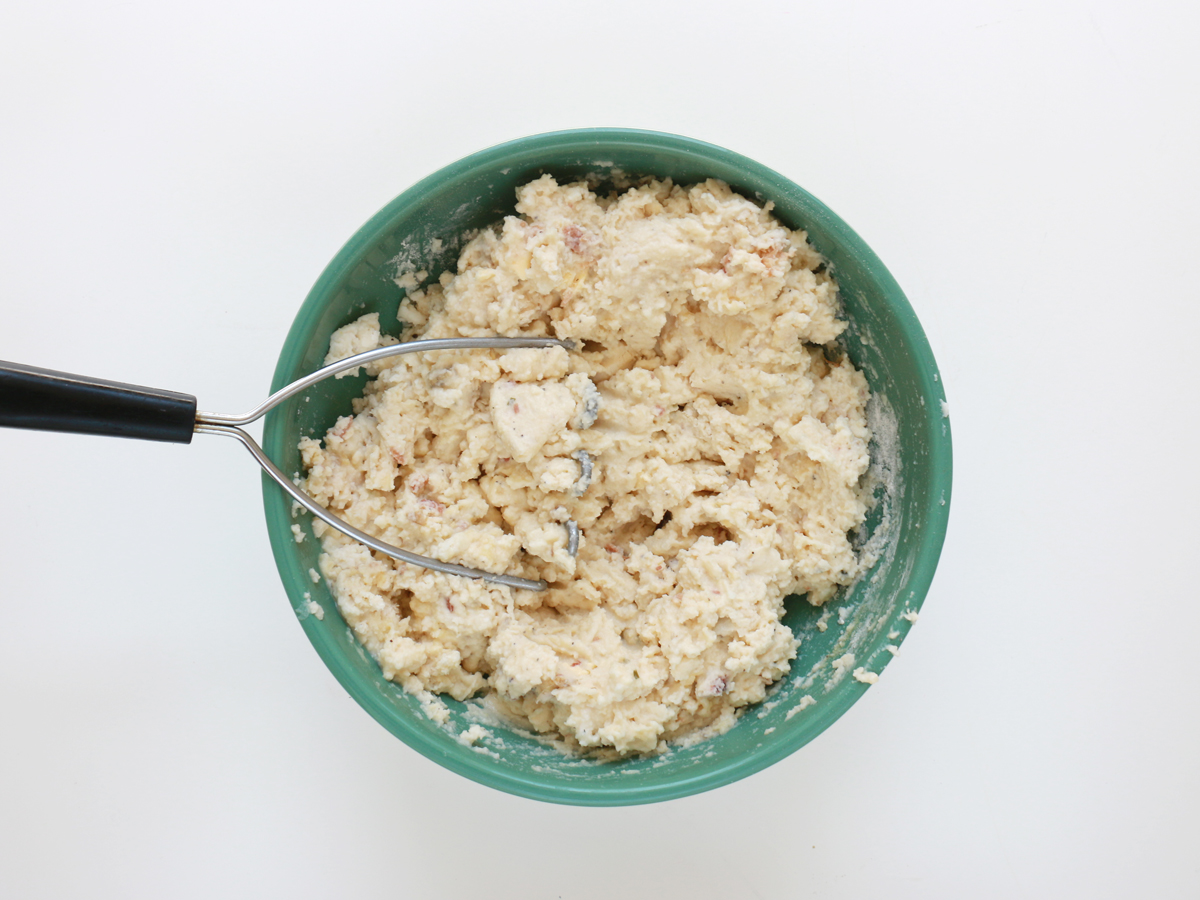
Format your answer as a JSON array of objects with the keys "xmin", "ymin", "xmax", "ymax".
[{"xmin": 299, "ymin": 175, "xmax": 872, "ymax": 754}]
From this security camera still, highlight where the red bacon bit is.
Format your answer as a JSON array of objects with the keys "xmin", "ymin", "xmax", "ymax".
[
  {"xmin": 753, "ymin": 243, "xmax": 789, "ymax": 276},
  {"xmin": 420, "ymin": 498, "xmax": 445, "ymax": 515},
  {"xmin": 408, "ymin": 474, "xmax": 429, "ymax": 496},
  {"xmin": 512, "ymin": 403, "xmax": 520, "ymax": 414},
  {"xmin": 445, "ymin": 598, "xmax": 456, "ymax": 613},
  {"xmin": 570, "ymin": 660, "xmax": 581, "ymax": 667},
  {"xmin": 563, "ymin": 224, "xmax": 588, "ymax": 254},
  {"xmin": 390, "ymin": 448, "xmax": 407, "ymax": 465}
]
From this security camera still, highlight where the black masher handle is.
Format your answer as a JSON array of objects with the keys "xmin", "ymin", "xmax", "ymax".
[{"xmin": 0, "ymin": 360, "xmax": 197, "ymax": 444}]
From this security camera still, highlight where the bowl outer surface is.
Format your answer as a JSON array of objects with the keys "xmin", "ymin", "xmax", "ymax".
[{"xmin": 262, "ymin": 129, "xmax": 952, "ymax": 806}]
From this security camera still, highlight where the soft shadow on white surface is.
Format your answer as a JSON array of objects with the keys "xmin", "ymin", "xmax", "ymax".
[{"xmin": 1, "ymin": 0, "xmax": 1198, "ymax": 897}]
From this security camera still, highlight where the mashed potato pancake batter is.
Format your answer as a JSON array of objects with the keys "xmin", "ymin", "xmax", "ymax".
[{"xmin": 299, "ymin": 175, "xmax": 872, "ymax": 754}]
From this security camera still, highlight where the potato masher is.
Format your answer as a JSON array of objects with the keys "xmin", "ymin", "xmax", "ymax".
[{"xmin": 0, "ymin": 336, "xmax": 574, "ymax": 591}]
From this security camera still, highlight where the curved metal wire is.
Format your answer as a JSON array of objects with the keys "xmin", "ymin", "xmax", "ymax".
[
  {"xmin": 196, "ymin": 337, "xmax": 571, "ymax": 592},
  {"xmin": 197, "ymin": 336, "xmax": 573, "ymax": 427}
]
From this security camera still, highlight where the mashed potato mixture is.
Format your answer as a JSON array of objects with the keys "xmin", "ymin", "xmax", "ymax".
[{"xmin": 299, "ymin": 175, "xmax": 872, "ymax": 754}]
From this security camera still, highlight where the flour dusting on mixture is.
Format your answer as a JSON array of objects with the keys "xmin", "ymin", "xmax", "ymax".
[{"xmin": 299, "ymin": 175, "xmax": 874, "ymax": 754}]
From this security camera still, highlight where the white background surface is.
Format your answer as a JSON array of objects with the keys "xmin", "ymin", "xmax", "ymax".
[{"xmin": 1, "ymin": 1, "xmax": 1197, "ymax": 897}]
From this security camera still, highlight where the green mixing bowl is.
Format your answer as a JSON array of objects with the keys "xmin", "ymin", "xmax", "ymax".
[{"xmin": 262, "ymin": 128, "xmax": 952, "ymax": 806}]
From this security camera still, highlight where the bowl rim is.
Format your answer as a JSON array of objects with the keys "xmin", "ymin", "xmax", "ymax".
[{"xmin": 262, "ymin": 127, "xmax": 953, "ymax": 806}]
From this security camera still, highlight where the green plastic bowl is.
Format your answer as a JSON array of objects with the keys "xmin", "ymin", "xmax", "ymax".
[{"xmin": 262, "ymin": 128, "xmax": 952, "ymax": 806}]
